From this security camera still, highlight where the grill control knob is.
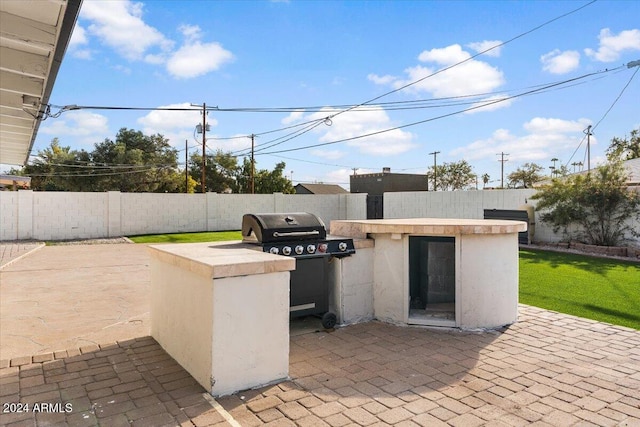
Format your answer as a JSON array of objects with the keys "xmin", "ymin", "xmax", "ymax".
[
  {"xmin": 282, "ymin": 246, "xmax": 292, "ymax": 256},
  {"xmin": 295, "ymin": 245, "xmax": 304, "ymax": 255},
  {"xmin": 338, "ymin": 242, "xmax": 348, "ymax": 252},
  {"xmin": 318, "ymin": 243, "xmax": 328, "ymax": 253},
  {"xmin": 269, "ymin": 247, "xmax": 279, "ymax": 255},
  {"xmin": 307, "ymin": 244, "xmax": 316, "ymax": 254}
]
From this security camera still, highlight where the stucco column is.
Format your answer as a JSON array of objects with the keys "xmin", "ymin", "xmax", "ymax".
[
  {"xmin": 273, "ymin": 192, "xmax": 284, "ymax": 212},
  {"xmin": 107, "ymin": 191, "xmax": 121, "ymax": 237},
  {"xmin": 17, "ymin": 190, "xmax": 33, "ymax": 240}
]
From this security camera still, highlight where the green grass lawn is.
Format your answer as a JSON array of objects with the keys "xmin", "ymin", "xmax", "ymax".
[
  {"xmin": 128, "ymin": 230, "xmax": 242, "ymax": 244},
  {"xmin": 519, "ymin": 249, "xmax": 640, "ymax": 330}
]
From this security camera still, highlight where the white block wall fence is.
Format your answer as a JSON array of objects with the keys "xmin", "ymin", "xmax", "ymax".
[
  {"xmin": 0, "ymin": 191, "xmax": 367, "ymax": 241},
  {"xmin": 2, "ymin": 189, "xmax": 637, "ymax": 245}
]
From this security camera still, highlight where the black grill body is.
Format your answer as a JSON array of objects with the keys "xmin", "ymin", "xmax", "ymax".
[
  {"xmin": 242, "ymin": 212, "xmax": 326, "ymax": 244},
  {"xmin": 241, "ymin": 212, "xmax": 355, "ymax": 328}
]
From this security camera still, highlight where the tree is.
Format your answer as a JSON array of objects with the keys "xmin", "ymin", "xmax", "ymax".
[
  {"xmin": 12, "ymin": 138, "xmax": 92, "ymax": 191},
  {"xmin": 236, "ymin": 158, "xmax": 294, "ymax": 194},
  {"xmin": 12, "ymin": 130, "xmax": 186, "ymax": 192},
  {"xmin": 507, "ymin": 163, "xmax": 544, "ymax": 188},
  {"xmin": 189, "ymin": 150, "xmax": 239, "ymax": 193},
  {"xmin": 606, "ymin": 127, "xmax": 640, "ymax": 161},
  {"xmin": 482, "ymin": 173, "xmax": 490, "ymax": 189},
  {"xmin": 90, "ymin": 128, "xmax": 179, "ymax": 192},
  {"xmin": 429, "ymin": 160, "xmax": 476, "ymax": 191},
  {"xmin": 531, "ymin": 161, "xmax": 640, "ymax": 246}
]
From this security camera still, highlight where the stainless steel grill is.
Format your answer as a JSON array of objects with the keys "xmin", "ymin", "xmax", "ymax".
[{"xmin": 242, "ymin": 212, "xmax": 355, "ymax": 328}]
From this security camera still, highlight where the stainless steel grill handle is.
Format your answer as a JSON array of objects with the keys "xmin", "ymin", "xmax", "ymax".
[{"xmin": 272, "ymin": 230, "xmax": 320, "ymax": 238}]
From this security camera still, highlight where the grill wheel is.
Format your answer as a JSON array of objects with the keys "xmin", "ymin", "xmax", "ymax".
[{"xmin": 321, "ymin": 312, "xmax": 337, "ymax": 329}]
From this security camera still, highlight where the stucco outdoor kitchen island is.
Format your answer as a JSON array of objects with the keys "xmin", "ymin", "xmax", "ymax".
[
  {"xmin": 148, "ymin": 242, "xmax": 294, "ymax": 397},
  {"xmin": 331, "ymin": 218, "xmax": 527, "ymax": 329}
]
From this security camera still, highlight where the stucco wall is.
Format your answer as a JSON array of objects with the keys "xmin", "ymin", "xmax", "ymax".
[
  {"xmin": 384, "ymin": 189, "xmax": 639, "ymax": 246},
  {"xmin": 458, "ymin": 233, "xmax": 519, "ymax": 328},
  {"xmin": 0, "ymin": 191, "xmax": 18, "ymax": 240},
  {"xmin": 1, "ymin": 191, "xmax": 367, "ymax": 241},
  {"xmin": 332, "ymin": 246, "xmax": 375, "ymax": 325}
]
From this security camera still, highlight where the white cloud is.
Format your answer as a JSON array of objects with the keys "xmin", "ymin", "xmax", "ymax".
[
  {"xmin": 69, "ymin": 24, "xmax": 93, "ymax": 59},
  {"xmin": 282, "ymin": 110, "xmax": 305, "ymax": 125},
  {"xmin": 450, "ymin": 117, "xmax": 594, "ymax": 162},
  {"xmin": 541, "ymin": 49, "xmax": 580, "ymax": 74},
  {"xmin": 166, "ymin": 40, "xmax": 234, "ymax": 79},
  {"xmin": 78, "ymin": 0, "xmax": 234, "ymax": 79},
  {"xmin": 418, "ymin": 44, "xmax": 470, "ymax": 64},
  {"xmin": 323, "ymin": 168, "xmax": 352, "ymax": 186},
  {"xmin": 523, "ymin": 117, "xmax": 591, "ymax": 134},
  {"xmin": 39, "ymin": 111, "xmax": 109, "ymax": 145},
  {"xmin": 69, "ymin": 24, "xmax": 88, "ymax": 47},
  {"xmin": 137, "ymin": 104, "xmax": 206, "ymax": 132},
  {"xmin": 178, "ymin": 24, "xmax": 202, "ymax": 42},
  {"xmin": 216, "ymin": 136, "xmax": 253, "ymax": 153},
  {"xmin": 80, "ymin": 0, "xmax": 173, "ymax": 62},
  {"xmin": 283, "ymin": 106, "xmax": 417, "ymax": 156},
  {"xmin": 467, "ymin": 40, "xmax": 503, "ymax": 57},
  {"xmin": 310, "ymin": 149, "xmax": 346, "ymax": 160},
  {"xmin": 370, "ymin": 44, "xmax": 505, "ymax": 100},
  {"xmin": 165, "ymin": 24, "xmax": 234, "ymax": 78},
  {"xmin": 367, "ymin": 74, "xmax": 396, "ymax": 85},
  {"xmin": 136, "ymin": 105, "xmax": 254, "ymax": 151},
  {"xmin": 584, "ymin": 28, "xmax": 640, "ymax": 62}
]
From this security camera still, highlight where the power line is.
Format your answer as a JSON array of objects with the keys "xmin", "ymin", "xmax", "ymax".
[
  {"xmin": 564, "ymin": 63, "xmax": 639, "ymax": 168},
  {"xmin": 258, "ymin": 67, "xmax": 620, "ymax": 156},
  {"xmin": 44, "ymin": 1, "xmax": 599, "ymax": 158},
  {"xmin": 26, "ymin": 165, "xmax": 170, "ymax": 178},
  {"xmin": 323, "ymin": 0, "xmax": 598, "ymax": 122}
]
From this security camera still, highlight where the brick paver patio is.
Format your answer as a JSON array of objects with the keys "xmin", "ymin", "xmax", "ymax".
[
  {"xmin": 1, "ymin": 243, "xmax": 639, "ymax": 426},
  {"xmin": 1, "ymin": 306, "xmax": 639, "ymax": 426},
  {"xmin": 0, "ymin": 243, "xmax": 43, "ymax": 271}
]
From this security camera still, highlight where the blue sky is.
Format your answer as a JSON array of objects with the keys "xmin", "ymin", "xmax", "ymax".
[{"xmin": 21, "ymin": 0, "xmax": 640, "ymax": 188}]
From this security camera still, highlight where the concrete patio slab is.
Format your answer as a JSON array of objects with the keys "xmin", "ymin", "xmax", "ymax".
[
  {"xmin": 0, "ymin": 243, "xmax": 639, "ymax": 426},
  {"xmin": 1, "ymin": 244, "xmax": 150, "ymax": 361}
]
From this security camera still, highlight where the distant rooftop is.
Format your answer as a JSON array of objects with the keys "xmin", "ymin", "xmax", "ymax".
[
  {"xmin": 294, "ymin": 183, "xmax": 348, "ymax": 194},
  {"xmin": 0, "ymin": 174, "xmax": 31, "ymax": 190}
]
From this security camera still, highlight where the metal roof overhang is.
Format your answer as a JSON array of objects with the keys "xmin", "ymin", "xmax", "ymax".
[{"xmin": 0, "ymin": 0, "xmax": 82, "ymax": 166}]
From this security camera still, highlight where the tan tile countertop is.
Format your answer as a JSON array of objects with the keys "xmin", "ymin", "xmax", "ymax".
[
  {"xmin": 148, "ymin": 241, "xmax": 295, "ymax": 280},
  {"xmin": 330, "ymin": 218, "xmax": 528, "ymax": 239}
]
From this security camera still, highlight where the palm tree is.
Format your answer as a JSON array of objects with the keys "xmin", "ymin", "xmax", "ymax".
[{"xmin": 482, "ymin": 173, "xmax": 490, "ymax": 189}]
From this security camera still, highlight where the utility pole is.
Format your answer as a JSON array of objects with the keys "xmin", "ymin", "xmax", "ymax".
[
  {"xmin": 192, "ymin": 102, "xmax": 213, "ymax": 193},
  {"xmin": 249, "ymin": 134, "xmax": 255, "ymax": 194},
  {"xmin": 185, "ymin": 140, "xmax": 188, "ymax": 193},
  {"xmin": 497, "ymin": 152, "xmax": 509, "ymax": 189},
  {"xmin": 584, "ymin": 125, "xmax": 592, "ymax": 173},
  {"xmin": 428, "ymin": 151, "xmax": 440, "ymax": 191},
  {"xmin": 352, "ymin": 167, "xmax": 358, "ymax": 176},
  {"xmin": 201, "ymin": 103, "xmax": 206, "ymax": 193},
  {"xmin": 550, "ymin": 157, "xmax": 559, "ymax": 178}
]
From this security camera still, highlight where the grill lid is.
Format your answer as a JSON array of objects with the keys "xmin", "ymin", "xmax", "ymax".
[{"xmin": 242, "ymin": 212, "xmax": 327, "ymax": 243}]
